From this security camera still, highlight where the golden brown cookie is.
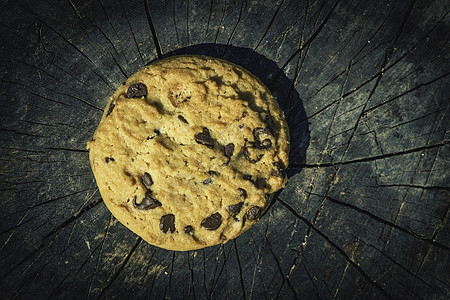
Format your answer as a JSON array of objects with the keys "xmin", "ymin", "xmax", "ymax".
[{"xmin": 87, "ymin": 55, "xmax": 289, "ymax": 251}]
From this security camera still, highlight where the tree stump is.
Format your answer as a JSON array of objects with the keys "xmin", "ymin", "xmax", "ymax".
[{"xmin": 0, "ymin": 0, "xmax": 448, "ymax": 298}]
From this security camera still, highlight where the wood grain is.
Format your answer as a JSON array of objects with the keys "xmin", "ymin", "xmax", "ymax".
[{"xmin": 0, "ymin": 0, "xmax": 448, "ymax": 298}]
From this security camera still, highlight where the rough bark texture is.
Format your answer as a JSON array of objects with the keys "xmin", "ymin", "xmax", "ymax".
[{"xmin": 0, "ymin": 0, "xmax": 448, "ymax": 299}]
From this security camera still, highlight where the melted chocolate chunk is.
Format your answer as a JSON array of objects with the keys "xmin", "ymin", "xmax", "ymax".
[
  {"xmin": 271, "ymin": 161, "xmax": 286, "ymax": 177},
  {"xmin": 160, "ymin": 214, "xmax": 176, "ymax": 233},
  {"xmin": 226, "ymin": 202, "xmax": 244, "ymax": 217},
  {"xmin": 184, "ymin": 225, "xmax": 194, "ymax": 235},
  {"xmin": 237, "ymin": 188, "xmax": 247, "ymax": 199},
  {"xmin": 258, "ymin": 139, "xmax": 272, "ymax": 149},
  {"xmin": 224, "ymin": 143, "xmax": 235, "ymax": 159},
  {"xmin": 147, "ymin": 129, "xmax": 160, "ymax": 140},
  {"xmin": 105, "ymin": 157, "xmax": 115, "ymax": 163},
  {"xmin": 106, "ymin": 101, "xmax": 115, "ymax": 116},
  {"xmin": 178, "ymin": 115, "xmax": 189, "ymax": 124},
  {"xmin": 127, "ymin": 83, "xmax": 147, "ymax": 98},
  {"xmin": 141, "ymin": 172, "xmax": 153, "ymax": 189},
  {"xmin": 247, "ymin": 206, "xmax": 262, "ymax": 221},
  {"xmin": 243, "ymin": 142, "xmax": 263, "ymax": 163},
  {"xmin": 253, "ymin": 127, "xmax": 270, "ymax": 140},
  {"xmin": 133, "ymin": 191, "xmax": 162, "ymax": 210},
  {"xmin": 253, "ymin": 127, "xmax": 272, "ymax": 149},
  {"xmin": 243, "ymin": 174, "xmax": 254, "ymax": 182},
  {"xmin": 203, "ymin": 171, "xmax": 216, "ymax": 184},
  {"xmin": 201, "ymin": 212, "xmax": 222, "ymax": 230},
  {"xmin": 202, "ymin": 177, "xmax": 213, "ymax": 185},
  {"xmin": 194, "ymin": 127, "xmax": 214, "ymax": 148}
]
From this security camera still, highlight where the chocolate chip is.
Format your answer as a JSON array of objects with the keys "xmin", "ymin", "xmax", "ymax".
[
  {"xmin": 224, "ymin": 143, "xmax": 235, "ymax": 159},
  {"xmin": 201, "ymin": 212, "xmax": 222, "ymax": 230},
  {"xmin": 141, "ymin": 172, "xmax": 153, "ymax": 189},
  {"xmin": 203, "ymin": 171, "xmax": 216, "ymax": 184},
  {"xmin": 147, "ymin": 129, "xmax": 160, "ymax": 140},
  {"xmin": 106, "ymin": 101, "xmax": 115, "ymax": 116},
  {"xmin": 127, "ymin": 83, "xmax": 147, "ymax": 98},
  {"xmin": 253, "ymin": 127, "xmax": 270, "ymax": 140},
  {"xmin": 247, "ymin": 206, "xmax": 262, "ymax": 221},
  {"xmin": 271, "ymin": 161, "xmax": 285, "ymax": 177},
  {"xmin": 243, "ymin": 174, "xmax": 254, "ymax": 182},
  {"xmin": 202, "ymin": 177, "xmax": 213, "ymax": 185},
  {"xmin": 258, "ymin": 139, "xmax": 272, "ymax": 149},
  {"xmin": 105, "ymin": 157, "xmax": 115, "ymax": 163},
  {"xmin": 253, "ymin": 127, "xmax": 272, "ymax": 149},
  {"xmin": 160, "ymin": 214, "xmax": 176, "ymax": 233},
  {"xmin": 133, "ymin": 191, "xmax": 162, "ymax": 210},
  {"xmin": 184, "ymin": 225, "xmax": 194, "ymax": 235},
  {"xmin": 243, "ymin": 141, "xmax": 263, "ymax": 163},
  {"xmin": 194, "ymin": 127, "xmax": 214, "ymax": 148},
  {"xmin": 178, "ymin": 115, "xmax": 189, "ymax": 124},
  {"xmin": 237, "ymin": 188, "xmax": 247, "ymax": 199},
  {"xmin": 226, "ymin": 202, "xmax": 244, "ymax": 217}
]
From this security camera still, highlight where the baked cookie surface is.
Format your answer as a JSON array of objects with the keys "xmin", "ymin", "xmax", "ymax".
[{"xmin": 87, "ymin": 55, "xmax": 289, "ymax": 251}]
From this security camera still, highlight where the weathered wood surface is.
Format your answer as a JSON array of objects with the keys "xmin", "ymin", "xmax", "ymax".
[{"xmin": 0, "ymin": 0, "xmax": 449, "ymax": 298}]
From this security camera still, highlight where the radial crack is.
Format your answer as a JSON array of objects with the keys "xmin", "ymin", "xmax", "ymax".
[
  {"xmin": 144, "ymin": 0, "xmax": 163, "ymax": 59},
  {"xmin": 278, "ymin": 198, "xmax": 394, "ymax": 299},
  {"xmin": 96, "ymin": 238, "xmax": 142, "ymax": 298},
  {"xmin": 292, "ymin": 141, "xmax": 449, "ymax": 168}
]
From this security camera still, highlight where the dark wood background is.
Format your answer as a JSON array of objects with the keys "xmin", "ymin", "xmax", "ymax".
[{"xmin": 1, "ymin": 0, "xmax": 449, "ymax": 299}]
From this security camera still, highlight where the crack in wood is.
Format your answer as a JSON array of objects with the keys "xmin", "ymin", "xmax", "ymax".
[
  {"xmin": 87, "ymin": 213, "xmax": 113, "ymax": 299},
  {"xmin": 266, "ymin": 236, "xmax": 298, "ymax": 300},
  {"xmin": 121, "ymin": 2, "xmax": 146, "ymax": 65},
  {"xmin": 166, "ymin": 251, "xmax": 176, "ymax": 298},
  {"xmin": 247, "ymin": 0, "xmax": 284, "ymax": 59},
  {"xmin": 357, "ymin": 236, "xmax": 448, "ymax": 296},
  {"xmin": 42, "ymin": 198, "xmax": 103, "ymax": 242},
  {"xmin": 213, "ymin": 0, "xmax": 227, "ymax": 45},
  {"xmin": 233, "ymin": 239, "xmax": 246, "ymax": 300},
  {"xmin": 248, "ymin": 229, "xmax": 270, "ymax": 299},
  {"xmin": 1, "ymin": 188, "xmax": 96, "ymax": 221},
  {"xmin": 96, "ymin": 237, "xmax": 142, "ymax": 299},
  {"xmin": 144, "ymin": 0, "xmax": 163, "ymax": 59},
  {"xmin": 110, "ymin": 53, "xmax": 129, "ymax": 79},
  {"xmin": 275, "ymin": 0, "xmax": 341, "ymax": 81},
  {"xmin": 291, "ymin": 140, "xmax": 449, "ymax": 168},
  {"xmin": 0, "ymin": 127, "xmax": 46, "ymax": 138},
  {"xmin": 186, "ymin": 251, "xmax": 196, "ymax": 299},
  {"xmin": 365, "ymin": 71, "xmax": 450, "ymax": 114},
  {"xmin": 277, "ymin": 198, "xmax": 394, "ymax": 299},
  {"xmin": 1, "ymin": 0, "xmax": 448, "ymax": 298},
  {"xmin": 224, "ymin": 0, "xmax": 245, "ymax": 49},
  {"xmin": 316, "ymin": 193, "xmax": 450, "ymax": 251},
  {"xmin": 47, "ymin": 240, "xmax": 103, "ymax": 299},
  {"xmin": 333, "ymin": 237, "xmax": 360, "ymax": 298},
  {"xmin": 373, "ymin": 184, "xmax": 450, "ymax": 191},
  {"xmin": 209, "ymin": 244, "xmax": 233, "ymax": 298},
  {"xmin": 186, "ymin": 0, "xmax": 190, "ymax": 45},
  {"xmin": 45, "ymin": 147, "xmax": 89, "ymax": 153}
]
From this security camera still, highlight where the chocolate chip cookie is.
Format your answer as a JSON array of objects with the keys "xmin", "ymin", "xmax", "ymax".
[{"xmin": 87, "ymin": 55, "xmax": 289, "ymax": 251}]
